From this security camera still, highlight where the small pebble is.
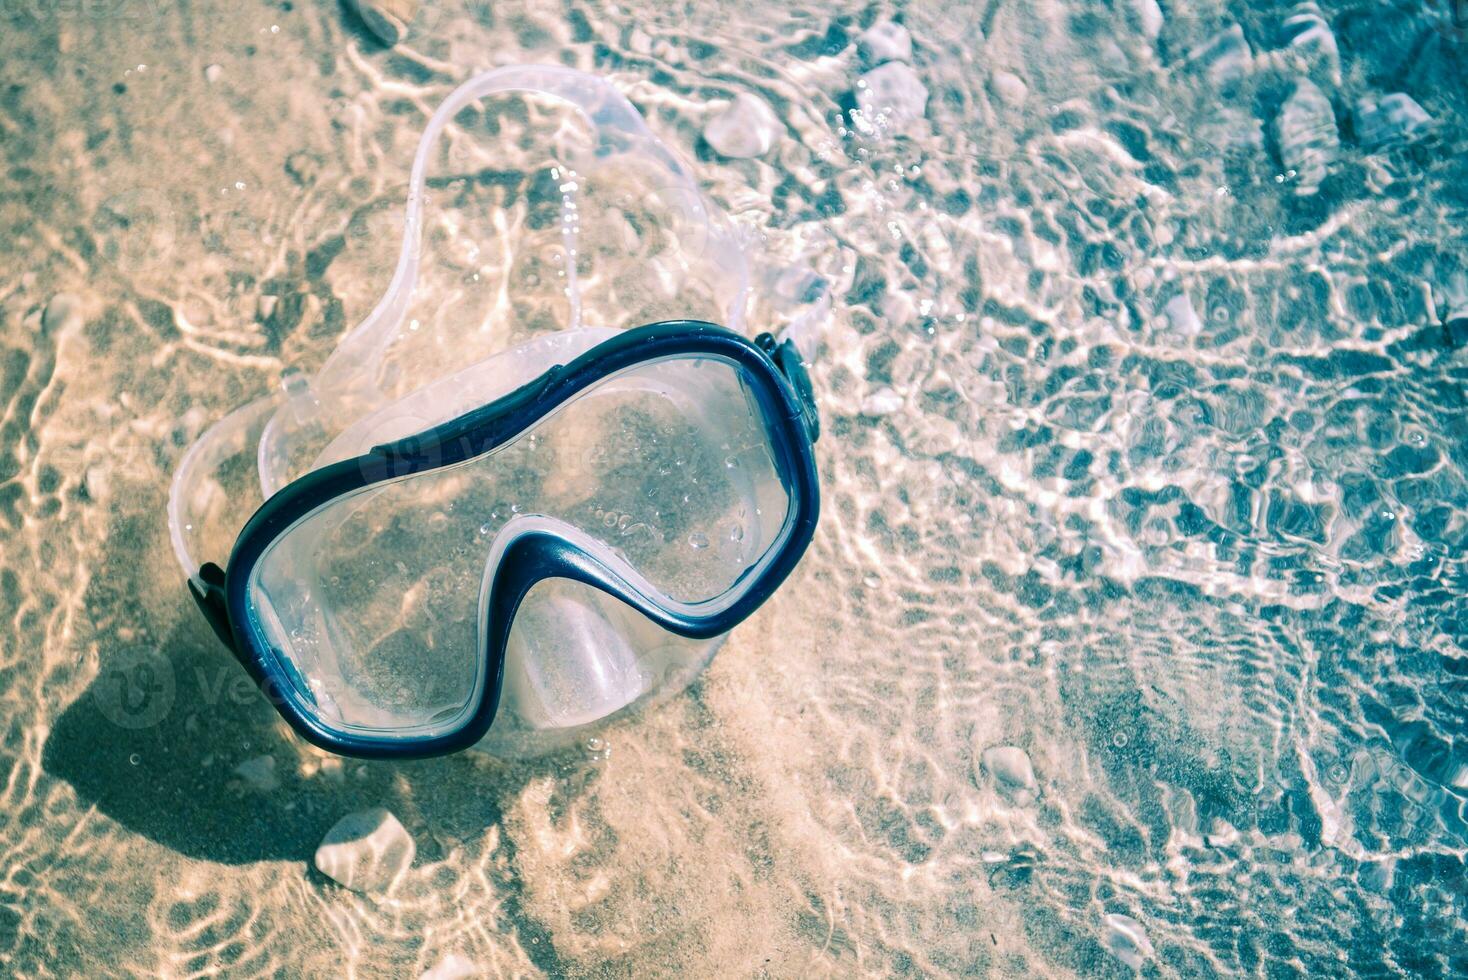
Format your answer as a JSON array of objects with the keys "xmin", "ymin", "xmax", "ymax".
[
  {"xmin": 233, "ymin": 755, "xmax": 279, "ymax": 792},
  {"xmin": 858, "ymin": 19, "xmax": 913, "ymax": 65},
  {"xmin": 203, "ymin": 63, "xmax": 222, "ymax": 84},
  {"xmin": 314, "ymin": 807, "xmax": 416, "ymax": 894},
  {"xmin": 419, "ymin": 953, "xmax": 479, "ymax": 980},
  {"xmin": 1163, "ymin": 294, "xmax": 1203, "ymax": 336},
  {"xmin": 1278, "ymin": 2, "xmax": 1340, "ymax": 87},
  {"xmin": 702, "ymin": 92, "xmax": 781, "ymax": 159},
  {"xmin": 1188, "ymin": 25, "xmax": 1252, "ymax": 88},
  {"xmin": 1103, "ymin": 914, "xmax": 1155, "ymax": 969},
  {"xmin": 861, "ymin": 387, "xmax": 903, "ymax": 417},
  {"xmin": 1354, "ymin": 93, "xmax": 1434, "ymax": 150},
  {"xmin": 42, "ymin": 293, "xmax": 82, "ymax": 333},
  {"xmin": 1206, "ymin": 818, "xmax": 1239, "ymax": 847},
  {"xmin": 1132, "ymin": 0, "xmax": 1162, "ymax": 40},
  {"xmin": 857, "ymin": 62, "xmax": 929, "ymax": 131},
  {"xmin": 1274, "ymin": 77, "xmax": 1338, "ymax": 196},
  {"xmin": 84, "ymin": 465, "xmax": 109, "ymax": 500},
  {"xmin": 981, "ymin": 745, "xmax": 1037, "ymax": 805},
  {"xmin": 990, "ymin": 71, "xmax": 1028, "ymax": 107},
  {"xmin": 349, "ymin": 0, "xmax": 418, "ymax": 46}
]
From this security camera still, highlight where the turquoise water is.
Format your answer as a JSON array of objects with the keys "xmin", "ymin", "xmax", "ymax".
[{"xmin": 1, "ymin": 0, "xmax": 1466, "ymax": 976}]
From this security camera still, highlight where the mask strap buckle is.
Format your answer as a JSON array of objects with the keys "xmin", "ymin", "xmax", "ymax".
[
  {"xmin": 187, "ymin": 562, "xmax": 241, "ymax": 659},
  {"xmin": 755, "ymin": 332, "xmax": 820, "ymax": 443}
]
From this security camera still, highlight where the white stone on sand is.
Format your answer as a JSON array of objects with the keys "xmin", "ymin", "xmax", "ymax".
[
  {"xmin": 1132, "ymin": 0, "xmax": 1162, "ymax": 40},
  {"xmin": 419, "ymin": 953, "xmax": 479, "ymax": 980},
  {"xmin": 233, "ymin": 755, "xmax": 279, "ymax": 792},
  {"xmin": 42, "ymin": 293, "xmax": 82, "ymax": 333},
  {"xmin": 981, "ymin": 745, "xmax": 1037, "ymax": 804},
  {"xmin": 990, "ymin": 71, "xmax": 1027, "ymax": 107},
  {"xmin": 314, "ymin": 807, "xmax": 416, "ymax": 894},
  {"xmin": 349, "ymin": 0, "xmax": 418, "ymax": 46},
  {"xmin": 1103, "ymin": 913, "xmax": 1155, "ymax": 969},
  {"xmin": 859, "ymin": 20, "xmax": 913, "ymax": 65},
  {"xmin": 861, "ymin": 387, "xmax": 903, "ymax": 417},
  {"xmin": 1163, "ymin": 294, "xmax": 1203, "ymax": 336},
  {"xmin": 1188, "ymin": 25, "xmax": 1252, "ymax": 88},
  {"xmin": 702, "ymin": 92, "xmax": 781, "ymax": 159},
  {"xmin": 204, "ymin": 63, "xmax": 222, "ymax": 85},
  {"xmin": 1354, "ymin": 93, "xmax": 1434, "ymax": 150},
  {"xmin": 857, "ymin": 62, "xmax": 929, "ymax": 131},
  {"xmin": 1274, "ymin": 77, "xmax": 1338, "ymax": 196},
  {"xmin": 1278, "ymin": 2, "xmax": 1340, "ymax": 88}
]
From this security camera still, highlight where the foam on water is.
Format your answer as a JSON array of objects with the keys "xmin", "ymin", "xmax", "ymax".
[{"xmin": 1, "ymin": 0, "xmax": 1466, "ymax": 976}]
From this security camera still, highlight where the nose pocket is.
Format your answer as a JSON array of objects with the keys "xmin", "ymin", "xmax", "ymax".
[{"xmin": 500, "ymin": 580, "xmax": 645, "ymax": 730}]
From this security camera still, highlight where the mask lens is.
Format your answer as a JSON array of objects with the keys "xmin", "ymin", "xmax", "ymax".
[{"xmin": 245, "ymin": 354, "xmax": 794, "ymax": 738}]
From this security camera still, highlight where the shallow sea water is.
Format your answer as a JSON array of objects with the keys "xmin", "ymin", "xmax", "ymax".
[{"xmin": 2, "ymin": 0, "xmax": 1468, "ymax": 976}]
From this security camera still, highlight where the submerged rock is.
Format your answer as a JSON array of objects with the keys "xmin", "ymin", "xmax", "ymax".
[
  {"xmin": 1103, "ymin": 914, "xmax": 1155, "ymax": 969},
  {"xmin": 1188, "ymin": 25, "xmax": 1252, "ymax": 88},
  {"xmin": 1131, "ymin": 0, "xmax": 1162, "ymax": 41},
  {"xmin": 859, "ymin": 19, "xmax": 913, "ymax": 65},
  {"xmin": 1278, "ymin": 2, "xmax": 1340, "ymax": 88},
  {"xmin": 233, "ymin": 755, "xmax": 279, "ymax": 792},
  {"xmin": 1274, "ymin": 78, "xmax": 1338, "ymax": 196},
  {"xmin": 856, "ymin": 62, "xmax": 929, "ymax": 131},
  {"xmin": 702, "ymin": 92, "xmax": 781, "ymax": 159},
  {"xmin": 314, "ymin": 807, "xmax": 416, "ymax": 894},
  {"xmin": 348, "ymin": 0, "xmax": 418, "ymax": 46},
  {"xmin": 1354, "ymin": 93, "xmax": 1435, "ymax": 150},
  {"xmin": 981, "ymin": 745, "xmax": 1038, "ymax": 804}
]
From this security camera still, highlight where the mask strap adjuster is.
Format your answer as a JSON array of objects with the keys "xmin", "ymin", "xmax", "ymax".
[
  {"xmin": 188, "ymin": 562, "xmax": 240, "ymax": 658},
  {"xmin": 755, "ymin": 332, "xmax": 820, "ymax": 443}
]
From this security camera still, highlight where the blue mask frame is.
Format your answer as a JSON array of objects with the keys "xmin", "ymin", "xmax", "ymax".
[{"xmin": 186, "ymin": 320, "xmax": 821, "ymax": 759}]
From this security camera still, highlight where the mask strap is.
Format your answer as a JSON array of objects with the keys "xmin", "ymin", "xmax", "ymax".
[
  {"xmin": 314, "ymin": 64, "xmax": 748, "ymax": 398},
  {"xmin": 167, "ymin": 392, "xmax": 281, "ymax": 584}
]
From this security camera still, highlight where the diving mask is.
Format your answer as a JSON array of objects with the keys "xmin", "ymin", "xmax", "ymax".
[{"xmin": 167, "ymin": 66, "xmax": 822, "ymax": 759}]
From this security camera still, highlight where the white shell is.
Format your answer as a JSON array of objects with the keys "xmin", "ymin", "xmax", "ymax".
[{"xmin": 1275, "ymin": 78, "xmax": 1338, "ymax": 196}]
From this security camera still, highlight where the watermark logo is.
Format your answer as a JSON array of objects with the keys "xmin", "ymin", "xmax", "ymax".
[
  {"xmin": 96, "ymin": 186, "xmax": 177, "ymax": 274},
  {"xmin": 92, "ymin": 647, "xmax": 176, "ymax": 729}
]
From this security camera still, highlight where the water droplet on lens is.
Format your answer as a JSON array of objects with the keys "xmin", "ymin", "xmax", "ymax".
[
  {"xmin": 728, "ymin": 524, "xmax": 744, "ymax": 542},
  {"xmin": 1112, "ymin": 731, "xmax": 1130, "ymax": 748},
  {"xmin": 129, "ymin": 753, "xmax": 141, "ymax": 766},
  {"xmin": 689, "ymin": 532, "xmax": 709, "ymax": 549},
  {"xmin": 479, "ymin": 522, "xmax": 492, "ymax": 535}
]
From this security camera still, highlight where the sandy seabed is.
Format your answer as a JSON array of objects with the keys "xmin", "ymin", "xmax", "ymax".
[{"xmin": 1, "ymin": 0, "xmax": 1467, "ymax": 976}]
